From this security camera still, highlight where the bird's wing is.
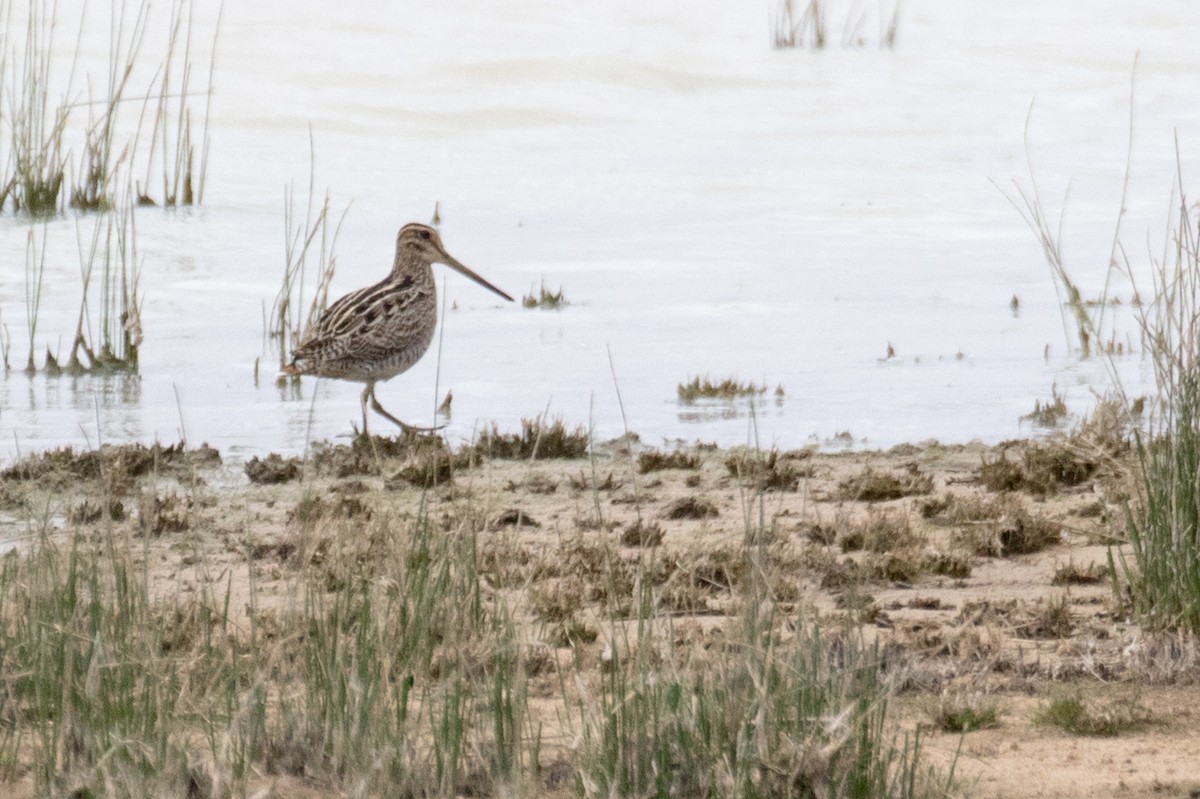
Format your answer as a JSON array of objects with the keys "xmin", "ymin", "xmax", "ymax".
[{"xmin": 291, "ymin": 275, "xmax": 426, "ymax": 364}]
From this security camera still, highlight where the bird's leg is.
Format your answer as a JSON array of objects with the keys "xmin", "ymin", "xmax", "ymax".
[
  {"xmin": 358, "ymin": 384, "xmax": 372, "ymax": 438},
  {"xmin": 367, "ymin": 384, "xmax": 443, "ymax": 434}
]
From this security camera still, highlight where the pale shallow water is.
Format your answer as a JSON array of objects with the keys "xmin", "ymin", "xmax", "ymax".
[{"xmin": 1, "ymin": 0, "xmax": 1198, "ymax": 463}]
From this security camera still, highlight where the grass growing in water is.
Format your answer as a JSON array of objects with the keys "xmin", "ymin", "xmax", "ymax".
[
  {"xmin": 67, "ymin": 200, "xmax": 144, "ymax": 372},
  {"xmin": 521, "ymin": 279, "xmax": 567, "ymax": 309},
  {"xmin": 677, "ymin": 375, "xmax": 770, "ymax": 403},
  {"xmin": 772, "ymin": 0, "xmax": 901, "ymax": 50},
  {"xmin": 0, "ymin": 0, "xmax": 221, "ymax": 214},
  {"xmin": 269, "ymin": 147, "xmax": 349, "ymax": 375}
]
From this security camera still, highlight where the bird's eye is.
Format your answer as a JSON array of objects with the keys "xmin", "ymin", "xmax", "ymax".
[{"xmin": 419, "ymin": 230, "xmax": 431, "ymax": 240}]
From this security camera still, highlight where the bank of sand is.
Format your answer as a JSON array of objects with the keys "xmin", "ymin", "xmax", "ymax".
[{"xmin": 2, "ymin": 427, "xmax": 1199, "ymax": 798}]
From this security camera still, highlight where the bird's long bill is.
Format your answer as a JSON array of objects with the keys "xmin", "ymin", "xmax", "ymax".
[{"xmin": 440, "ymin": 252, "xmax": 515, "ymax": 302}]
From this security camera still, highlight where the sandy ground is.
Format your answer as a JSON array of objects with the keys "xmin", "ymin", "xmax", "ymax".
[{"xmin": 3, "ymin": 429, "xmax": 1200, "ymax": 798}]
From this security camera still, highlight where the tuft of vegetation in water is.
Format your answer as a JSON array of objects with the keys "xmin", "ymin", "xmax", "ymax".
[
  {"xmin": 521, "ymin": 279, "xmax": 566, "ymax": 309},
  {"xmin": 0, "ymin": 0, "xmax": 220, "ymax": 215},
  {"xmin": 270, "ymin": 148, "xmax": 350, "ymax": 375},
  {"xmin": 1022, "ymin": 384, "xmax": 1069, "ymax": 428},
  {"xmin": 677, "ymin": 375, "xmax": 768, "ymax": 403},
  {"xmin": 772, "ymin": 0, "xmax": 901, "ymax": 50}
]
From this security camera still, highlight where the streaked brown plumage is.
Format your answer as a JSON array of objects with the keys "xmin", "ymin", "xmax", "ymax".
[{"xmin": 282, "ymin": 223, "xmax": 513, "ymax": 434}]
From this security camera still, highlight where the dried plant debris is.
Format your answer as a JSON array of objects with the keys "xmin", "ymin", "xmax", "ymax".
[{"xmin": 838, "ymin": 464, "xmax": 932, "ymax": 502}]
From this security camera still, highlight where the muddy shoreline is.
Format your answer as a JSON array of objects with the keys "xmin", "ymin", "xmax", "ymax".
[{"xmin": 2, "ymin": 425, "xmax": 1199, "ymax": 798}]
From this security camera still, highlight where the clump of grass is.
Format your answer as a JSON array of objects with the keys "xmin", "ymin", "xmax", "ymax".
[
  {"xmin": 930, "ymin": 692, "xmax": 1001, "ymax": 733},
  {"xmin": 1016, "ymin": 594, "xmax": 1075, "ymax": 639},
  {"xmin": 1035, "ymin": 692, "xmax": 1152, "ymax": 737},
  {"xmin": 725, "ymin": 448, "xmax": 809, "ymax": 491},
  {"xmin": 1021, "ymin": 384, "xmax": 1069, "ymax": 428},
  {"xmin": 577, "ymin": 613, "xmax": 952, "ymax": 799},
  {"xmin": 521, "ymin": 279, "xmax": 566, "ymax": 309},
  {"xmin": 677, "ymin": 375, "xmax": 767, "ymax": 403},
  {"xmin": 838, "ymin": 511, "xmax": 925, "ymax": 554},
  {"xmin": 948, "ymin": 503, "xmax": 1060, "ymax": 558},
  {"xmin": 245, "ymin": 452, "xmax": 302, "ymax": 484},
  {"xmin": 66, "ymin": 201, "xmax": 144, "ymax": 373},
  {"xmin": 474, "ymin": 416, "xmax": 590, "ymax": 460},
  {"xmin": 306, "ymin": 430, "xmax": 473, "ymax": 483},
  {"xmin": 839, "ymin": 464, "xmax": 933, "ymax": 501},
  {"xmin": 772, "ymin": 0, "xmax": 901, "ymax": 50},
  {"xmin": 637, "ymin": 449, "xmax": 702, "ymax": 473},
  {"xmin": 1110, "ymin": 172, "xmax": 1200, "ymax": 633},
  {"xmin": 1007, "ymin": 126, "xmax": 1200, "ymax": 632},
  {"xmin": 1, "ymin": 1, "xmax": 221, "ymax": 214},
  {"xmin": 619, "ymin": 519, "xmax": 664, "ymax": 547},
  {"xmin": 977, "ymin": 442, "xmax": 1096, "ymax": 495},
  {"xmin": 1052, "ymin": 559, "xmax": 1108, "ymax": 585},
  {"xmin": 6, "ymin": 1, "xmax": 68, "ymax": 215},
  {"xmin": 662, "ymin": 495, "xmax": 718, "ymax": 520}
]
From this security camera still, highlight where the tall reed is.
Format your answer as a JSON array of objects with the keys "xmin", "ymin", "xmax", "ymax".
[
  {"xmin": 1010, "ymin": 116, "xmax": 1200, "ymax": 633},
  {"xmin": 69, "ymin": 0, "xmax": 151, "ymax": 211},
  {"xmin": 0, "ymin": 0, "xmax": 221, "ymax": 213},
  {"xmin": 22, "ymin": 225, "xmax": 49, "ymax": 373},
  {"xmin": 1112, "ymin": 157, "xmax": 1200, "ymax": 633},
  {"xmin": 270, "ymin": 149, "xmax": 349, "ymax": 374},
  {"xmin": 7, "ymin": 0, "xmax": 69, "ymax": 214},
  {"xmin": 137, "ymin": 0, "xmax": 222, "ymax": 206},
  {"xmin": 68, "ymin": 197, "xmax": 143, "ymax": 372}
]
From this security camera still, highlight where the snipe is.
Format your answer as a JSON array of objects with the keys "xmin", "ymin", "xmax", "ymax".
[{"xmin": 282, "ymin": 223, "xmax": 513, "ymax": 434}]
